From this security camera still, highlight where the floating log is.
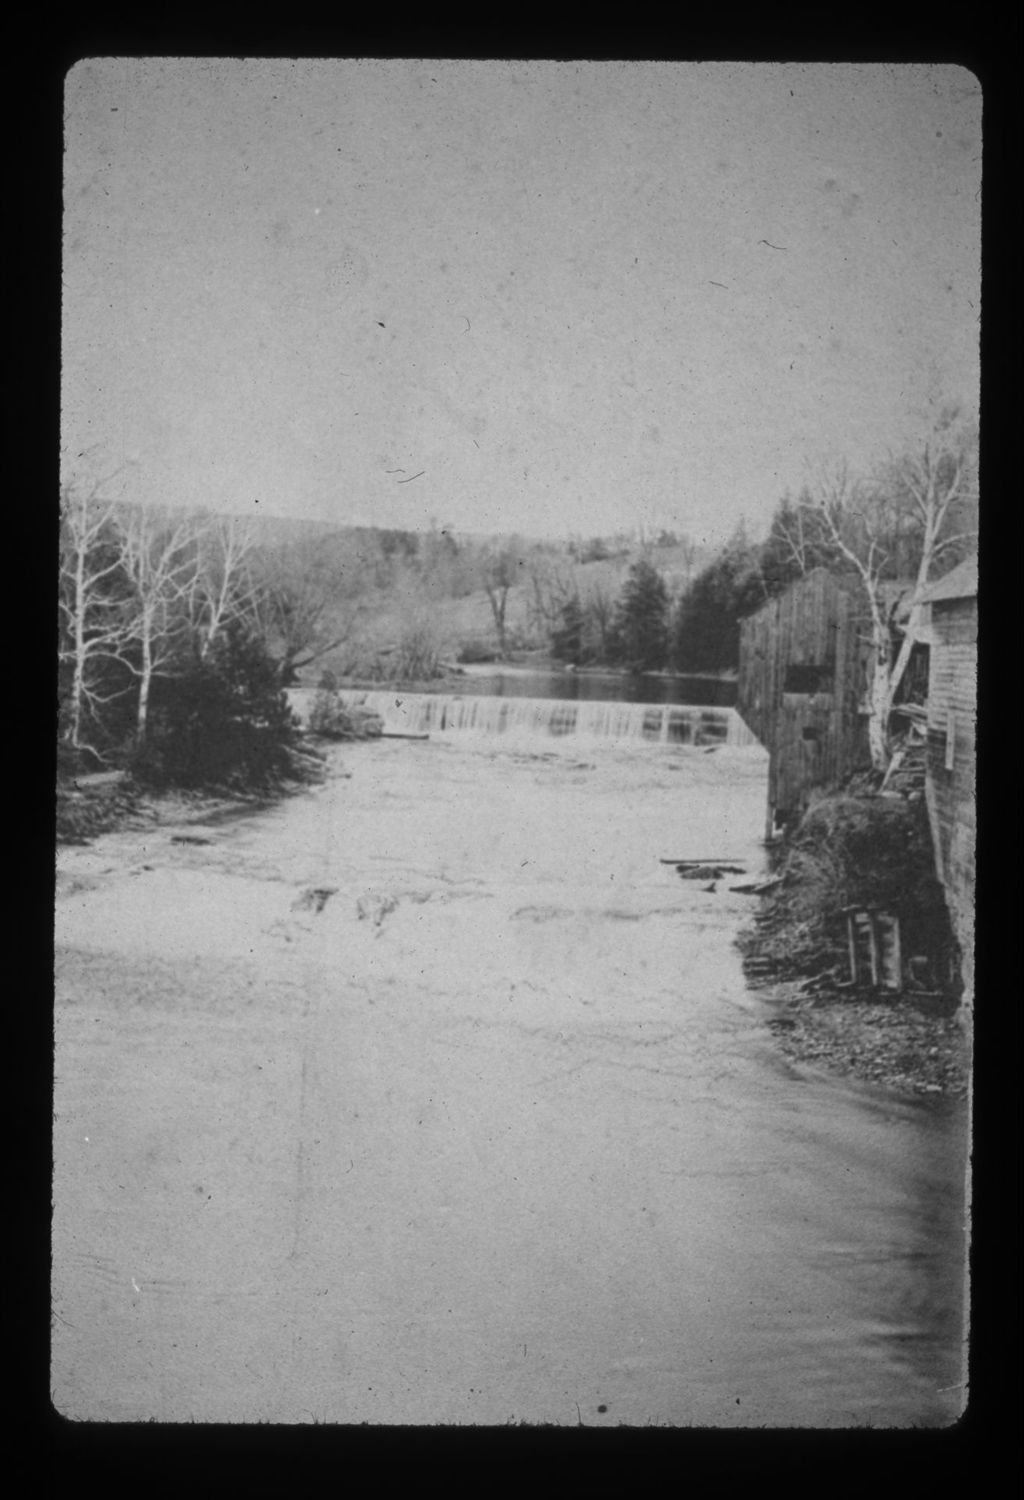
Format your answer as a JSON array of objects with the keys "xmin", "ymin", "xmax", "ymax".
[
  {"xmin": 380, "ymin": 731, "xmax": 430, "ymax": 741},
  {"xmin": 292, "ymin": 886, "xmax": 337, "ymax": 914},
  {"xmin": 74, "ymin": 770, "xmax": 127, "ymax": 789},
  {"xmin": 729, "ymin": 875, "xmax": 783, "ymax": 895},
  {"xmin": 659, "ymin": 857, "xmax": 745, "ymax": 866}
]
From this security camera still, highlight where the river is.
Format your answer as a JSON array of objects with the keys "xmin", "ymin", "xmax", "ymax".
[
  {"xmin": 440, "ymin": 662, "xmax": 740, "ymax": 707},
  {"xmin": 52, "ymin": 727, "xmax": 968, "ymax": 1425}
]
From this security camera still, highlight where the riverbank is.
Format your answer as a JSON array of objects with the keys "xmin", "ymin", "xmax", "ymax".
[
  {"xmin": 56, "ymin": 772, "xmax": 305, "ymax": 847},
  {"xmin": 735, "ymin": 789, "xmax": 970, "ymax": 1101},
  {"xmin": 747, "ymin": 979, "xmax": 969, "ymax": 1098}
]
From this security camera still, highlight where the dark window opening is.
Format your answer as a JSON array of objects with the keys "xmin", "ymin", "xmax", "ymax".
[
  {"xmin": 927, "ymin": 726, "xmax": 952, "ymax": 772},
  {"xmin": 894, "ymin": 641, "xmax": 930, "ymax": 707},
  {"xmin": 784, "ymin": 663, "xmax": 832, "ymax": 693}
]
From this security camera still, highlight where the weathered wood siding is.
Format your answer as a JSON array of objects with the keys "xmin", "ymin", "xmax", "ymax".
[
  {"xmin": 738, "ymin": 570, "xmax": 874, "ymax": 827},
  {"xmin": 924, "ymin": 595, "xmax": 977, "ymax": 1006}
]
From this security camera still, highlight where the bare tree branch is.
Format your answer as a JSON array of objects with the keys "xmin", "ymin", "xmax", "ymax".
[
  {"xmin": 117, "ymin": 504, "xmax": 205, "ymax": 742},
  {"xmin": 59, "ymin": 477, "xmax": 137, "ymax": 749},
  {"xmin": 795, "ymin": 413, "xmax": 978, "ymax": 770}
]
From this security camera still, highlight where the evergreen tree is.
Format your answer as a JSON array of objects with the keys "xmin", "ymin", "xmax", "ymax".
[
  {"xmin": 611, "ymin": 560, "xmax": 670, "ymax": 672},
  {"xmin": 672, "ymin": 530, "xmax": 766, "ymax": 672},
  {"xmin": 136, "ymin": 623, "xmax": 304, "ymax": 789},
  {"xmin": 759, "ymin": 489, "xmax": 837, "ymax": 593}
]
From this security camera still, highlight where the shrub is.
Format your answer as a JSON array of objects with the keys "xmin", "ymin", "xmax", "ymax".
[
  {"xmin": 308, "ymin": 688, "xmax": 383, "ymax": 739},
  {"xmin": 385, "ymin": 619, "xmax": 447, "ymax": 681},
  {"xmin": 133, "ymin": 625, "xmax": 308, "ymax": 790},
  {"xmin": 456, "ymin": 639, "xmax": 498, "ymax": 664}
]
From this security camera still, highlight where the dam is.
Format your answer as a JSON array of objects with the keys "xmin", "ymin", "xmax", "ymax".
[{"xmin": 290, "ymin": 687, "xmax": 759, "ymax": 747}]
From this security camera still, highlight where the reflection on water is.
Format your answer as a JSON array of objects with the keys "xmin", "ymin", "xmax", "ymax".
[{"xmin": 454, "ymin": 664, "xmax": 738, "ymax": 707}]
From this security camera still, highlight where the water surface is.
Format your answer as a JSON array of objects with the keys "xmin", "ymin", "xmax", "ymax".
[
  {"xmin": 53, "ymin": 735, "xmax": 967, "ymax": 1425},
  {"xmin": 452, "ymin": 664, "xmax": 738, "ymax": 707}
]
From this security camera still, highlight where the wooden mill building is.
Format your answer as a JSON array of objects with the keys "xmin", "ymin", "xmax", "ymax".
[
  {"xmin": 737, "ymin": 569, "xmax": 906, "ymax": 836},
  {"xmin": 917, "ymin": 554, "xmax": 977, "ymax": 1011}
]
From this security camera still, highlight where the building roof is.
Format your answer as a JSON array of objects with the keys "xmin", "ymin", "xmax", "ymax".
[{"xmin": 919, "ymin": 554, "xmax": 977, "ymax": 603}]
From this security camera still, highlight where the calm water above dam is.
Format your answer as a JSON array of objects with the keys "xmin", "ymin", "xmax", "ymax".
[{"xmin": 452, "ymin": 664, "xmax": 739, "ymax": 707}]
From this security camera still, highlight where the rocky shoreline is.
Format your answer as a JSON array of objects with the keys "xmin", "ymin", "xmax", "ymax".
[
  {"xmin": 732, "ymin": 785, "xmax": 971, "ymax": 1102},
  {"xmin": 749, "ymin": 976, "xmax": 970, "ymax": 1099},
  {"xmin": 56, "ymin": 774, "xmax": 285, "ymax": 847}
]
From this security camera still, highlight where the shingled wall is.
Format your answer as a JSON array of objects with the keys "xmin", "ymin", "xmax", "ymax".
[{"xmin": 923, "ymin": 592, "xmax": 977, "ymax": 1011}]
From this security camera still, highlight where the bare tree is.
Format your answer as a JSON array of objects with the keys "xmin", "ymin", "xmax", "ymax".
[
  {"xmin": 118, "ymin": 504, "xmax": 203, "ymax": 743},
  {"xmin": 187, "ymin": 513, "xmax": 261, "ymax": 659},
  {"xmin": 58, "ymin": 472, "xmax": 135, "ymax": 755},
  {"xmin": 879, "ymin": 406, "xmax": 979, "ymax": 703},
  {"xmin": 580, "ymin": 573, "xmax": 618, "ymax": 662},
  {"xmin": 764, "ymin": 492, "xmax": 833, "ymax": 580},
  {"xmin": 254, "ymin": 531, "xmax": 367, "ymax": 683},
  {"xmin": 793, "ymin": 408, "xmax": 978, "ymax": 770},
  {"xmin": 676, "ymin": 533, "xmax": 700, "ymax": 594},
  {"xmin": 523, "ymin": 548, "xmax": 577, "ymax": 642},
  {"xmin": 479, "ymin": 541, "xmax": 525, "ymax": 660}
]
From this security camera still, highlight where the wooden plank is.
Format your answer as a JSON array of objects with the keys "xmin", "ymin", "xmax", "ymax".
[
  {"xmin": 846, "ymin": 912, "xmax": 859, "ymax": 985},
  {"xmin": 877, "ymin": 913, "xmax": 902, "ymax": 993},
  {"xmin": 659, "ymin": 857, "xmax": 746, "ymax": 866}
]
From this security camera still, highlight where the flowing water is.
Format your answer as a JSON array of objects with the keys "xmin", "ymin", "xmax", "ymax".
[
  {"xmin": 441, "ymin": 663, "xmax": 740, "ymax": 707},
  {"xmin": 52, "ymin": 712, "xmax": 968, "ymax": 1426},
  {"xmin": 290, "ymin": 686, "xmax": 758, "ymax": 748}
]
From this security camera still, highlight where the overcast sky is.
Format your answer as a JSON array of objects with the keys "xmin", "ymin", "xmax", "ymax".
[{"xmin": 62, "ymin": 59, "xmax": 981, "ymax": 545}]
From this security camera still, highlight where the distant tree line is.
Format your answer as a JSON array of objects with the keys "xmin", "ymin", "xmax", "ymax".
[
  {"xmin": 534, "ymin": 528, "xmax": 777, "ymax": 675},
  {"xmin": 56, "ymin": 483, "xmax": 525, "ymax": 783},
  {"xmin": 545, "ymin": 406, "xmax": 978, "ymax": 698},
  {"xmin": 59, "ymin": 408, "xmax": 975, "ymax": 782}
]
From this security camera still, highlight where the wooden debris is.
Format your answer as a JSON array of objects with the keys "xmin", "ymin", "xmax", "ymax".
[
  {"xmin": 292, "ymin": 886, "xmax": 337, "ymax": 914},
  {"xmin": 729, "ymin": 874, "xmax": 783, "ymax": 895},
  {"xmin": 891, "ymin": 702, "xmax": 928, "ymax": 724},
  {"xmin": 74, "ymin": 771, "xmax": 127, "ymax": 790},
  {"xmin": 879, "ymin": 747, "xmax": 906, "ymax": 793},
  {"xmin": 171, "ymin": 834, "xmax": 212, "ymax": 846},
  {"xmin": 660, "ymin": 858, "xmax": 745, "ymax": 866},
  {"xmin": 842, "ymin": 906, "xmax": 902, "ymax": 993}
]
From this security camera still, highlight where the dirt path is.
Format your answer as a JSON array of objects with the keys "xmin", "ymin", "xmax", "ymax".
[{"xmin": 53, "ymin": 738, "xmax": 968, "ymax": 1425}]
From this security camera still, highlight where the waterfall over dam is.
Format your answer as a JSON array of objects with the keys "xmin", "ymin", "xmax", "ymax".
[{"xmin": 291, "ymin": 688, "xmax": 758, "ymax": 748}]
